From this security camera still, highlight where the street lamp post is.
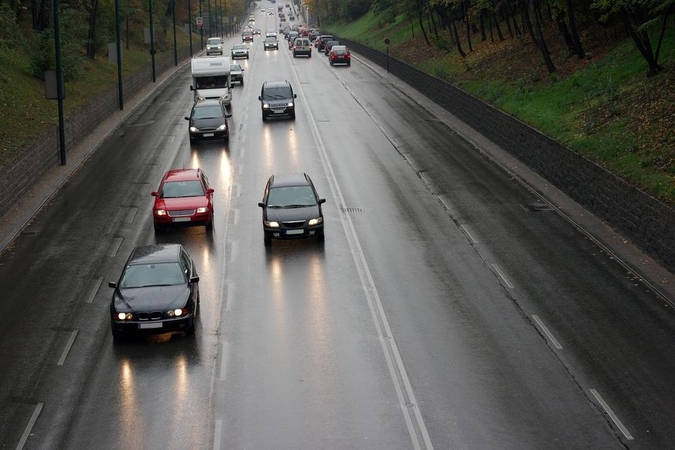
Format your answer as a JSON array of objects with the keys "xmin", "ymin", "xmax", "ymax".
[{"xmin": 188, "ymin": 0, "xmax": 193, "ymax": 56}]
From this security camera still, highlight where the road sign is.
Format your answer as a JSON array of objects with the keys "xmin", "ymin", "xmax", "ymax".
[{"xmin": 196, "ymin": 16, "xmax": 203, "ymax": 27}]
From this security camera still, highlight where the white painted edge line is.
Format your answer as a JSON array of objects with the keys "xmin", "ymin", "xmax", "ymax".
[
  {"xmin": 213, "ymin": 419, "xmax": 223, "ymax": 450},
  {"xmin": 85, "ymin": 277, "xmax": 104, "ymax": 304},
  {"xmin": 57, "ymin": 330, "xmax": 79, "ymax": 366},
  {"xmin": 108, "ymin": 237, "xmax": 123, "ymax": 258},
  {"xmin": 231, "ymin": 208, "xmax": 239, "ymax": 226},
  {"xmin": 437, "ymin": 194, "xmax": 451, "ymax": 211},
  {"xmin": 531, "ymin": 315, "xmax": 563, "ymax": 350},
  {"xmin": 590, "ymin": 389, "xmax": 634, "ymax": 440},
  {"xmin": 418, "ymin": 172, "xmax": 431, "ymax": 188},
  {"xmin": 459, "ymin": 224, "xmax": 478, "ymax": 244},
  {"xmin": 294, "ymin": 66, "xmax": 434, "ymax": 450},
  {"xmin": 227, "ymin": 241, "xmax": 237, "ymax": 265},
  {"xmin": 491, "ymin": 263, "xmax": 514, "ymax": 289},
  {"xmin": 15, "ymin": 402, "xmax": 43, "ymax": 450}
]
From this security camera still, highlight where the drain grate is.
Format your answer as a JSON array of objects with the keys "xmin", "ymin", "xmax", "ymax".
[
  {"xmin": 20, "ymin": 231, "xmax": 37, "ymax": 236},
  {"xmin": 520, "ymin": 203, "xmax": 554, "ymax": 212},
  {"xmin": 342, "ymin": 207, "xmax": 364, "ymax": 213}
]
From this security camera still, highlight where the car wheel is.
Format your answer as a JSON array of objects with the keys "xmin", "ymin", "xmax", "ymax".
[
  {"xmin": 154, "ymin": 223, "xmax": 163, "ymax": 234},
  {"xmin": 347, "ymin": 62, "xmax": 351, "ymax": 67},
  {"xmin": 262, "ymin": 113, "xmax": 267, "ymax": 122},
  {"xmin": 112, "ymin": 327, "xmax": 126, "ymax": 341},
  {"xmin": 293, "ymin": 51, "xmax": 296, "ymax": 57},
  {"xmin": 290, "ymin": 111, "xmax": 296, "ymax": 120},
  {"xmin": 264, "ymin": 235, "xmax": 272, "ymax": 247},
  {"xmin": 317, "ymin": 231, "xmax": 325, "ymax": 243},
  {"xmin": 185, "ymin": 316, "xmax": 196, "ymax": 336},
  {"xmin": 241, "ymin": 79, "xmax": 244, "ymax": 86},
  {"xmin": 330, "ymin": 60, "xmax": 333, "ymax": 66},
  {"xmin": 207, "ymin": 214, "xmax": 214, "ymax": 229}
]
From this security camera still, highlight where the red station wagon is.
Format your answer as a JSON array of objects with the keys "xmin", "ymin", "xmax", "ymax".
[{"xmin": 152, "ymin": 168, "xmax": 215, "ymax": 232}]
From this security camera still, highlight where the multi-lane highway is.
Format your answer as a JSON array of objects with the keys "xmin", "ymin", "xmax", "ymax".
[{"xmin": 1, "ymin": 4, "xmax": 675, "ymax": 449}]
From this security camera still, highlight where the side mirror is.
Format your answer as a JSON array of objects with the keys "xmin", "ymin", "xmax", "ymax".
[
  {"xmin": 294, "ymin": 94, "xmax": 297, "ymax": 98},
  {"xmin": 206, "ymin": 188, "xmax": 215, "ymax": 194},
  {"xmin": 151, "ymin": 191, "xmax": 158, "ymax": 197},
  {"xmin": 189, "ymin": 276, "xmax": 200, "ymax": 284},
  {"xmin": 318, "ymin": 198, "xmax": 326, "ymax": 204},
  {"xmin": 185, "ymin": 116, "xmax": 190, "ymax": 121},
  {"xmin": 225, "ymin": 113, "xmax": 232, "ymax": 118},
  {"xmin": 258, "ymin": 202, "xmax": 265, "ymax": 208},
  {"xmin": 108, "ymin": 281, "xmax": 117, "ymax": 288},
  {"xmin": 258, "ymin": 96, "xmax": 262, "ymax": 100},
  {"xmin": 190, "ymin": 85, "xmax": 195, "ymax": 91}
]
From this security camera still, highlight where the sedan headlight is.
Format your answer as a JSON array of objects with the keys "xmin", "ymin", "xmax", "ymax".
[
  {"xmin": 189, "ymin": 126, "xmax": 199, "ymax": 132},
  {"xmin": 167, "ymin": 308, "xmax": 188, "ymax": 317},
  {"xmin": 262, "ymin": 102, "xmax": 270, "ymax": 109},
  {"xmin": 116, "ymin": 312, "xmax": 133, "ymax": 321},
  {"xmin": 155, "ymin": 209, "xmax": 167, "ymax": 216},
  {"xmin": 308, "ymin": 217, "xmax": 323, "ymax": 226},
  {"xmin": 196, "ymin": 207, "xmax": 209, "ymax": 213},
  {"xmin": 287, "ymin": 102, "xmax": 294, "ymax": 107},
  {"xmin": 217, "ymin": 124, "xmax": 227, "ymax": 131},
  {"xmin": 264, "ymin": 220, "xmax": 280, "ymax": 228}
]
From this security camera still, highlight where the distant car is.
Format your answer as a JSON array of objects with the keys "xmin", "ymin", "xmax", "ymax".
[
  {"xmin": 323, "ymin": 40, "xmax": 340, "ymax": 55},
  {"xmin": 184, "ymin": 98, "xmax": 231, "ymax": 144},
  {"xmin": 315, "ymin": 34, "xmax": 333, "ymax": 51},
  {"xmin": 289, "ymin": 15, "xmax": 295, "ymax": 21},
  {"xmin": 151, "ymin": 168, "xmax": 215, "ymax": 232},
  {"xmin": 242, "ymin": 30, "xmax": 253, "ymax": 42},
  {"xmin": 266, "ymin": 29, "xmax": 278, "ymax": 38},
  {"xmin": 109, "ymin": 244, "xmax": 200, "ymax": 339},
  {"xmin": 259, "ymin": 80, "xmax": 297, "ymax": 121},
  {"xmin": 231, "ymin": 43, "xmax": 249, "ymax": 59},
  {"xmin": 230, "ymin": 63, "xmax": 244, "ymax": 85},
  {"xmin": 253, "ymin": 28, "xmax": 261, "ymax": 35},
  {"xmin": 286, "ymin": 31, "xmax": 299, "ymax": 48},
  {"xmin": 205, "ymin": 37, "xmax": 223, "ymax": 55},
  {"xmin": 329, "ymin": 45, "xmax": 351, "ymax": 66},
  {"xmin": 292, "ymin": 37, "xmax": 312, "ymax": 58},
  {"xmin": 258, "ymin": 173, "xmax": 326, "ymax": 246},
  {"xmin": 263, "ymin": 36, "xmax": 279, "ymax": 50}
]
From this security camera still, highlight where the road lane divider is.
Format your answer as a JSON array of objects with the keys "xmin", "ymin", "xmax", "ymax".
[
  {"xmin": 85, "ymin": 277, "xmax": 104, "ymax": 304},
  {"xmin": 16, "ymin": 402, "xmax": 43, "ymax": 450},
  {"xmin": 590, "ymin": 389, "xmax": 634, "ymax": 440},
  {"xmin": 532, "ymin": 315, "xmax": 563, "ymax": 350},
  {"xmin": 491, "ymin": 263, "xmax": 514, "ymax": 289},
  {"xmin": 459, "ymin": 224, "xmax": 478, "ymax": 244},
  {"xmin": 57, "ymin": 330, "xmax": 78, "ymax": 366},
  {"xmin": 108, "ymin": 237, "xmax": 123, "ymax": 258}
]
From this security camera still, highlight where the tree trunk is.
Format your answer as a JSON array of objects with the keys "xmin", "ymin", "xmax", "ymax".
[
  {"xmin": 415, "ymin": 0, "xmax": 431, "ymax": 46},
  {"xmin": 31, "ymin": 0, "xmax": 50, "ymax": 30},
  {"xmin": 451, "ymin": 19, "xmax": 466, "ymax": 57},
  {"xmin": 479, "ymin": 8, "xmax": 486, "ymax": 41},
  {"xmin": 463, "ymin": 0, "xmax": 472, "ymax": 52},
  {"xmin": 566, "ymin": 0, "xmax": 585, "ymax": 58},
  {"xmin": 530, "ymin": 0, "xmax": 556, "ymax": 73},
  {"xmin": 493, "ymin": 11, "xmax": 504, "ymax": 41},
  {"xmin": 621, "ymin": 8, "xmax": 663, "ymax": 76},
  {"xmin": 86, "ymin": 0, "xmax": 99, "ymax": 59},
  {"xmin": 556, "ymin": 11, "xmax": 575, "ymax": 52}
]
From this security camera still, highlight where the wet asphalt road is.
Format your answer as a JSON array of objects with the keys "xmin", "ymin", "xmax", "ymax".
[{"xmin": 2, "ymin": 5, "xmax": 675, "ymax": 449}]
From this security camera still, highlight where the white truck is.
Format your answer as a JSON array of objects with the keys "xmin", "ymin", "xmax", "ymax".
[{"xmin": 190, "ymin": 56, "xmax": 232, "ymax": 108}]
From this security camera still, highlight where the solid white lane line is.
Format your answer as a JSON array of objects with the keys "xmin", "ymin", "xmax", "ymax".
[
  {"xmin": 294, "ymin": 69, "xmax": 434, "ymax": 450},
  {"xmin": 85, "ymin": 277, "xmax": 103, "ymax": 304},
  {"xmin": 108, "ymin": 237, "xmax": 123, "ymax": 258},
  {"xmin": 590, "ymin": 389, "xmax": 634, "ymax": 440},
  {"xmin": 226, "ymin": 282, "xmax": 234, "ymax": 312},
  {"xmin": 213, "ymin": 419, "xmax": 223, "ymax": 450},
  {"xmin": 57, "ymin": 330, "xmax": 78, "ymax": 366},
  {"xmin": 491, "ymin": 263, "xmax": 514, "ymax": 289},
  {"xmin": 532, "ymin": 315, "xmax": 563, "ymax": 350},
  {"xmin": 459, "ymin": 224, "xmax": 478, "ymax": 244},
  {"xmin": 15, "ymin": 402, "xmax": 43, "ymax": 450}
]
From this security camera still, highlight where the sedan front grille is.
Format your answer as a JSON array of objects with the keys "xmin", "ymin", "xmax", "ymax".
[
  {"xmin": 138, "ymin": 311, "xmax": 164, "ymax": 320},
  {"xmin": 168, "ymin": 209, "xmax": 195, "ymax": 217},
  {"xmin": 282, "ymin": 220, "xmax": 306, "ymax": 228}
]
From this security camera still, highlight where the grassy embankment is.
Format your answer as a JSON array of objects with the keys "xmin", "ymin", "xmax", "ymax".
[
  {"xmin": 326, "ymin": 11, "xmax": 675, "ymax": 205},
  {"xmin": 0, "ymin": 32, "xmax": 194, "ymax": 169}
]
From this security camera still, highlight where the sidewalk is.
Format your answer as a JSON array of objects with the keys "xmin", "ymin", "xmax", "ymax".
[{"xmin": 0, "ymin": 59, "xmax": 190, "ymax": 253}]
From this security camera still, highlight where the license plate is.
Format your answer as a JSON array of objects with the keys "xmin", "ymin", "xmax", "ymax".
[
  {"xmin": 174, "ymin": 217, "xmax": 191, "ymax": 222},
  {"xmin": 286, "ymin": 229, "xmax": 304, "ymax": 235},
  {"xmin": 203, "ymin": 133, "xmax": 214, "ymax": 137},
  {"xmin": 139, "ymin": 322, "xmax": 163, "ymax": 329}
]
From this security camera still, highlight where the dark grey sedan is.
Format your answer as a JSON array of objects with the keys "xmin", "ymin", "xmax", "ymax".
[
  {"xmin": 109, "ymin": 244, "xmax": 200, "ymax": 339},
  {"xmin": 258, "ymin": 173, "xmax": 325, "ymax": 246}
]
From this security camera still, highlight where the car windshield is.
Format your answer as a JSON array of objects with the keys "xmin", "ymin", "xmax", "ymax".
[
  {"xmin": 262, "ymin": 86, "xmax": 293, "ymax": 100},
  {"xmin": 161, "ymin": 180, "xmax": 205, "ymax": 198},
  {"xmin": 233, "ymin": 45, "xmax": 245, "ymax": 50},
  {"xmin": 192, "ymin": 105, "xmax": 223, "ymax": 120},
  {"xmin": 207, "ymin": 38, "xmax": 220, "ymax": 45},
  {"xmin": 120, "ymin": 262, "xmax": 186, "ymax": 288},
  {"xmin": 195, "ymin": 75, "xmax": 228, "ymax": 89},
  {"xmin": 267, "ymin": 186, "xmax": 316, "ymax": 208},
  {"xmin": 230, "ymin": 65, "xmax": 242, "ymax": 71}
]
